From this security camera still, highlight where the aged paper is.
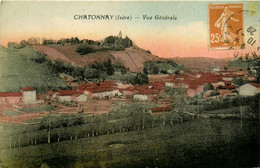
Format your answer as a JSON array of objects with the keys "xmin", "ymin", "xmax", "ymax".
[{"xmin": 0, "ymin": 1, "xmax": 259, "ymax": 167}]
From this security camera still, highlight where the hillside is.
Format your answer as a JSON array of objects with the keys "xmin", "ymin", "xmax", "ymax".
[
  {"xmin": 0, "ymin": 46, "xmax": 67, "ymax": 92},
  {"xmin": 172, "ymin": 57, "xmax": 235, "ymax": 71},
  {"xmin": 229, "ymin": 57, "xmax": 260, "ymax": 69},
  {"xmin": 32, "ymin": 45, "xmax": 160, "ymax": 72}
]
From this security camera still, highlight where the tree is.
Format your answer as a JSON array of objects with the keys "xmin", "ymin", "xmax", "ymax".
[
  {"xmin": 152, "ymin": 66, "xmax": 159, "ymax": 74},
  {"xmin": 70, "ymin": 37, "xmax": 75, "ymax": 44},
  {"xmin": 121, "ymin": 68, "xmax": 127, "ymax": 74},
  {"xmin": 7, "ymin": 42, "xmax": 18, "ymax": 49},
  {"xmin": 103, "ymin": 59, "xmax": 114, "ymax": 75},
  {"xmin": 233, "ymin": 77, "xmax": 246, "ymax": 87},
  {"xmin": 133, "ymin": 73, "xmax": 149, "ymax": 85},
  {"xmin": 75, "ymin": 37, "xmax": 80, "ymax": 44},
  {"xmin": 122, "ymin": 36, "xmax": 133, "ymax": 48},
  {"xmin": 104, "ymin": 36, "xmax": 117, "ymax": 45},
  {"xmin": 28, "ymin": 37, "xmax": 41, "ymax": 45},
  {"xmin": 76, "ymin": 45, "xmax": 96, "ymax": 55},
  {"xmin": 84, "ymin": 67, "xmax": 99, "ymax": 78},
  {"xmin": 203, "ymin": 83, "xmax": 214, "ymax": 91},
  {"xmin": 171, "ymin": 88, "xmax": 187, "ymax": 123},
  {"xmin": 18, "ymin": 40, "xmax": 28, "ymax": 49},
  {"xmin": 210, "ymin": 90, "xmax": 220, "ymax": 96}
]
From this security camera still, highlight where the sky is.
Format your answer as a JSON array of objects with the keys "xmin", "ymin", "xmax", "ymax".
[{"xmin": 0, "ymin": 1, "xmax": 259, "ymax": 58}]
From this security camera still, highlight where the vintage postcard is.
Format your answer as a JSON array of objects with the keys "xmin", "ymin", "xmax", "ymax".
[{"xmin": 0, "ymin": 1, "xmax": 259, "ymax": 167}]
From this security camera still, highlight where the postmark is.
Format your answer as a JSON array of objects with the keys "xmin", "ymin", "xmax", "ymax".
[{"xmin": 209, "ymin": 4, "xmax": 244, "ymax": 50}]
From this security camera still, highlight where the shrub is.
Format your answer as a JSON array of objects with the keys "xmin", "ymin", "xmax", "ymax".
[{"xmin": 76, "ymin": 45, "xmax": 96, "ymax": 55}]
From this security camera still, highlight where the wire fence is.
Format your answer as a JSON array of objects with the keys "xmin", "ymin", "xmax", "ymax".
[{"xmin": 0, "ymin": 112, "xmax": 183, "ymax": 149}]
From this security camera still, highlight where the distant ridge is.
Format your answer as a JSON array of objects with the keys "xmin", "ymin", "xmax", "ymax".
[{"xmin": 172, "ymin": 57, "xmax": 234, "ymax": 71}]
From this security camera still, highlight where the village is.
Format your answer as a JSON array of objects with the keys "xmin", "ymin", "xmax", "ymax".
[{"xmin": 0, "ymin": 68, "xmax": 259, "ymax": 124}]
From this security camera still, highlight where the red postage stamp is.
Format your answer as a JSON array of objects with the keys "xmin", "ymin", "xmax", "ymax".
[{"xmin": 209, "ymin": 4, "xmax": 244, "ymax": 50}]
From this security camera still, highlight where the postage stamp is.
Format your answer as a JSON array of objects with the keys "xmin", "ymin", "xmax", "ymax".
[{"xmin": 209, "ymin": 4, "xmax": 244, "ymax": 50}]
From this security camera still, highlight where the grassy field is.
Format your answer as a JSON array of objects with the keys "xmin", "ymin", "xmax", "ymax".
[
  {"xmin": 0, "ymin": 46, "xmax": 66, "ymax": 92},
  {"xmin": 0, "ymin": 118, "xmax": 258, "ymax": 168}
]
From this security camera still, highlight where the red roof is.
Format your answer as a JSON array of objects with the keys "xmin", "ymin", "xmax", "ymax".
[
  {"xmin": 150, "ymin": 106, "xmax": 172, "ymax": 112},
  {"xmin": 57, "ymin": 90, "xmax": 84, "ymax": 96},
  {"xmin": 136, "ymin": 89, "xmax": 158, "ymax": 95},
  {"xmin": 103, "ymin": 80, "xmax": 117, "ymax": 84},
  {"xmin": 77, "ymin": 83, "xmax": 97, "ymax": 90},
  {"xmin": 134, "ymin": 85, "xmax": 157, "ymax": 95},
  {"xmin": 149, "ymin": 81, "xmax": 165, "ymax": 90},
  {"xmin": 77, "ymin": 81, "xmax": 119, "ymax": 91},
  {"xmin": 221, "ymin": 85, "xmax": 236, "ymax": 89},
  {"xmin": 224, "ymin": 81, "xmax": 232, "ymax": 85},
  {"xmin": 123, "ymin": 87, "xmax": 136, "ymax": 91},
  {"xmin": 47, "ymin": 91, "xmax": 55, "ymax": 95},
  {"xmin": 89, "ymin": 87, "xmax": 117, "ymax": 93},
  {"xmin": 0, "ymin": 92, "xmax": 23, "ymax": 97},
  {"xmin": 165, "ymin": 73, "xmax": 222, "ymax": 90},
  {"xmin": 250, "ymin": 83, "xmax": 260, "ymax": 88},
  {"xmin": 218, "ymin": 71, "xmax": 233, "ymax": 73},
  {"xmin": 20, "ymin": 87, "xmax": 35, "ymax": 91}
]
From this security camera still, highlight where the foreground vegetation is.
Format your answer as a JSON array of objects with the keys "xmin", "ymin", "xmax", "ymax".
[{"xmin": 0, "ymin": 118, "xmax": 258, "ymax": 168}]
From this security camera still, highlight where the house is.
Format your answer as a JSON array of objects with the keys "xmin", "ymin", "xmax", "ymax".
[
  {"xmin": 57, "ymin": 90, "xmax": 87, "ymax": 102},
  {"xmin": 222, "ymin": 74, "xmax": 234, "ymax": 81},
  {"xmin": 122, "ymin": 87, "xmax": 136, "ymax": 98},
  {"xmin": 0, "ymin": 92, "xmax": 23, "ymax": 106},
  {"xmin": 78, "ymin": 81, "xmax": 124, "ymax": 100},
  {"xmin": 186, "ymin": 84, "xmax": 204, "ymax": 97},
  {"xmin": 0, "ymin": 87, "xmax": 36, "ymax": 105},
  {"xmin": 211, "ymin": 66, "xmax": 220, "ymax": 72},
  {"xmin": 212, "ymin": 81, "xmax": 225, "ymax": 89},
  {"xmin": 165, "ymin": 82, "xmax": 188, "ymax": 88},
  {"xmin": 133, "ymin": 88, "xmax": 158, "ymax": 101},
  {"xmin": 245, "ymin": 75, "xmax": 256, "ymax": 82},
  {"xmin": 218, "ymin": 89, "xmax": 237, "ymax": 97},
  {"xmin": 20, "ymin": 87, "xmax": 36, "ymax": 103},
  {"xmin": 238, "ymin": 83, "xmax": 260, "ymax": 96},
  {"xmin": 133, "ymin": 94, "xmax": 148, "ymax": 101},
  {"xmin": 90, "ymin": 88, "xmax": 120, "ymax": 100},
  {"xmin": 46, "ymin": 91, "xmax": 57, "ymax": 100}
]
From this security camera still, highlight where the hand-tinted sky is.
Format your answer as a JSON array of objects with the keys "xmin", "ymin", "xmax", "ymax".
[{"xmin": 0, "ymin": 1, "xmax": 259, "ymax": 58}]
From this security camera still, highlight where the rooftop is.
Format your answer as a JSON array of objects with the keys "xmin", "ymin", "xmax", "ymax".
[
  {"xmin": 57, "ymin": 90, "xmax": 84, "ymax": 96},
  {"xmin": 20, "ymin": 87, "xmax": 35, "ymax": 91},
  {"xmin": 0, "ymin": 92, "xmax": 23, "ymax": 97}
]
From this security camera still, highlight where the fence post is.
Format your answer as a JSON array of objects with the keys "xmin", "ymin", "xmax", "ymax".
[
  {"xmin": 13, "ymin": 135, "xmax": 16, "ymax": 148},
  {"xmin": 19, "ymin": 134, "xmax": 21, "ymax": 148},
  {"xmin": 34, "ymin": 125, "xmax": 37, "ymax": 145},
  {"xmin": 163, "ymin": 114, "xmax": 165, "ymax": 127},
  {"xmin": 9, "ymin": 136, "xmax": 11, "ymax": 149}
]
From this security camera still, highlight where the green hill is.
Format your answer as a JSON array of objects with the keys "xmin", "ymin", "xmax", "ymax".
[
  {"xmin": 228, "ymin": 57, "xmax": 260, "ymax": 69},
  {"xmin": 0, "ymin": 46, "xmax": 67, "ymax": 92}
]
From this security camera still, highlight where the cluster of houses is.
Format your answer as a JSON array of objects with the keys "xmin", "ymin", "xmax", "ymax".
[
  {"xmin": 0, "ymin": 87, "xmax": 36, "ymax": 106},
  {"xmin": 159, "ymin": 70, "xmax": 260, "ymax": 98},
  {"xmin": 0, "ymin": 70, "xmax": 260, "ymax": 107}
]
